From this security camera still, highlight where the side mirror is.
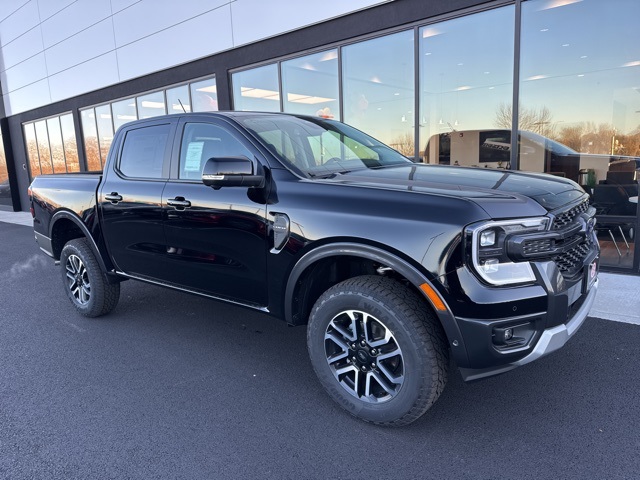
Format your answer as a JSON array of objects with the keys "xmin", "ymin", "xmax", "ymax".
[{"xmin": 202, "ymin": 156, "xmax": 265, "ymax": 189}]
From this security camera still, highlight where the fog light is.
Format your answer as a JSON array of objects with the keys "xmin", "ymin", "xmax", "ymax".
[
  {"xmin": 504, "ymin": 328, "xmax": 513, "ymax": 341},
  {"xmin": 493, "ymin": 326, "xmax": 515, "ymax": 345}
]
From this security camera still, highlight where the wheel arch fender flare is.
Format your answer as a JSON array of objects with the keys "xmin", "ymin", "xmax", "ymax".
[
  {"xmin": 284, "ymin": 242, "xmax": 467, "ymax": 362},
  {"xmin": 50, "ymin": 210, "xmax": 110, "ymax": 274}
]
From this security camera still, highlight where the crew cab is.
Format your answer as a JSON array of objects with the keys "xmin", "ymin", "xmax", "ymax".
[{"xmin": 29, "ymin": 112, "xmax": 600, "ymax": 425}]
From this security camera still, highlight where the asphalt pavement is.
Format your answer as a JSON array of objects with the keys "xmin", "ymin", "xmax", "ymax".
[{"xmin": 1, "ymin": 218, "xmax": 639, "ymax": 479}]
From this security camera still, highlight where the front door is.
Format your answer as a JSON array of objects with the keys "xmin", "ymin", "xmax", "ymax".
[{"xmin": 161, "ymin": 119, "xmax": 269, "ymax": 306}]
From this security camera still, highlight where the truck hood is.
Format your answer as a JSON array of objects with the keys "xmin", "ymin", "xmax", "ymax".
[{"xmin": 326, "ymin": 164, "xmax": 586, "ymax": 214}]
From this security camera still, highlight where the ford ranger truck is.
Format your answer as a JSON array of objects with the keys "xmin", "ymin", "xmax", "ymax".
[{"xmin": 29, "ymin": 112, "xmax": 599, "ymax": 426}]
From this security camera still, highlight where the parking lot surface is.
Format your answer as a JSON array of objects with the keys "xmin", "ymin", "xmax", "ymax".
[{"xmin": 1, "ymin": 222, "xmax": 639, "ymax": 479}]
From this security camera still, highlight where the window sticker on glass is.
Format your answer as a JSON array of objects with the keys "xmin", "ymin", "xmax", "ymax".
[{"xmin": 185, "ymin": 142, "xmax": 204, "ymax": 172}]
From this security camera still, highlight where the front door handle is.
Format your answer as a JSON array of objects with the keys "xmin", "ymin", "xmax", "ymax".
[
  {"xmin": 167, "ymin": 197, "xmax": 191, "ymax": 210},
  {"xmin": 105, "ymin": 192, "xmax": 123, "ymax": 204}
]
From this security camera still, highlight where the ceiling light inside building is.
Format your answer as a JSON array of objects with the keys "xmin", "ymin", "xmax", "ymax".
[
  {"xmin": 196, "ymin": 85, "xmax": 217, "ymax": 93},
  {"xmin": 526, "ymin": 75, "xmax": 548, "ymax": 81},
  {"xmin": 319, "ymin": 51, "xmax": 338, "ymax": 62},
  {"xmin": 422, "ymin": 27, "xmax": 442, "ymax": 38},
  {"xmin": 538, "ymin": 0, "xmax": 583, "ymax": 11},
  {"xmin": 141, "ymin": 101, "xmax": 165, "ymax": 108},
  {"xmin": 287, "ymin": 93, "xmax": 335, "ymax": 104},
  {"xmin": 240, "ymin": 87, "xmax": 280, "ymax": 100},
  {"xmin": 622, "ymin": 61, "xmax": 640, "ymax": 67}
]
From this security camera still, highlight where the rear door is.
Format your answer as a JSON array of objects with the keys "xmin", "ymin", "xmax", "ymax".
[
  {"xmin": 99, "ymin": 119, "xmax": 176, "ymax": 279},
  {"xmin": 161, "ymin": 117, "xmax": 269, "ymax": 306}
]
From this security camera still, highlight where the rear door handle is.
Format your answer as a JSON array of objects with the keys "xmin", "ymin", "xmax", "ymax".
[
  {"xmin": 167, "ymin": 197, "xmax": 191, "ymax": 210},
  {"xmin": 105, "ymin": 193, "xmax": 123, "ymax": 204}
]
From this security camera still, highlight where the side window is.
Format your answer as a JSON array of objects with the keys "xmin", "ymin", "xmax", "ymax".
[
  {"xmin": 119, "ymin": 124, "xmax": 170, "ymax": 179},
  {"xmin": 179, "ymin": 123, "xmax": 253, "ymax": 180}
]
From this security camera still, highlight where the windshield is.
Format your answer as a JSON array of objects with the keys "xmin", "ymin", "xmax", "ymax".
[
  {"xmin": 236, "ymin": 115, "xmax": 412, "ymax": 177},
  {"xmin": 519, "ymin": 131, "xmax": 578, "ymax": 156}
]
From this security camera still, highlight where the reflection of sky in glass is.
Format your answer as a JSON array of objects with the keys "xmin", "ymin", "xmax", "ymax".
[
  {"xmin": 112, "ymin": 98, "xmax": 137, "ymax": 131},
  {"xmin": 190, "ymin": 78, "xmax": 217, "ymax": 112},
  {"xmin": 282, "ymin": 50, "xmax": 339, "ymax": 119},
  {"xmin": 343, "ymin": 30, "xmax": 414, "ymax": 151},
  {"xmin": 419, "ymin": 6, "xmax": 515, "ymax": 155},
  {"xmin": 520, "ymin": 0, "xmax": 640, "ymax": 134},
  {"xmin": 137, "ymin": 91, "xmax": 166, "ymax": 119},
  {"xmin": 232, "ymin": 64, "xmax": 280, "ymax": 112}
]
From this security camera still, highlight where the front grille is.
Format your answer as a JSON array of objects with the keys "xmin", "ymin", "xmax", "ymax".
[
  {"xmin": 519, "ymin": 198, "xmax": 595, "ymax": 278},
  {"xmin": 523, "ymin": 238, "xmax": 553, "ymax": 255},
  {"xmin": 553, "ymin": 240, "xmax": 592, "ymax": 275},
  {"xmin": 552, "ymin": 199, "xmax": 589, "ymax": 230}
]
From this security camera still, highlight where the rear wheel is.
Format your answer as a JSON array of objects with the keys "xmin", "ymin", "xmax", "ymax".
[
  {"xmin": 60, "ymin": 238, "xmax": 120, "ymax": 317},
  {"xmin": 307, "ymin": 275, "xmax": 449, "ymax": 426}
]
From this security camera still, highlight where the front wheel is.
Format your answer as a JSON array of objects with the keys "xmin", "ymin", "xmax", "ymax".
[
  {"xmin": 307, "ymin": 275, "xmax": 449, "ymax": 426},
  {"xmin": 60, "ymin": 238, "xmax": 120, "ymax": 317}
]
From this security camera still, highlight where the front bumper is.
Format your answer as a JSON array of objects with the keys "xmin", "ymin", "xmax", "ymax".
[
  {"xmin": 443, "ymin": 246, "xmax": 599, "ymax": 381},
  {"xmin": 458, "ymin": 278, "xmax": 597, "ymax": 381}
]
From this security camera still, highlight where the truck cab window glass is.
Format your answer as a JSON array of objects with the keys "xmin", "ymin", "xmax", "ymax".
[
  {"xmin": 239, "ymin": 115, "xmax": 409, "ymax": 177},
  {"xmin": 119, "ymin": 125, "xmax": 170, "ymax": 179},
  {"xmin": 179, "ymin": 123, "xmax": 252, "ymax": 180}
]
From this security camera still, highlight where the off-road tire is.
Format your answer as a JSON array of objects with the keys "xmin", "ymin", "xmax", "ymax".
[
  {"xmin": 60, "ymin": 238, "xmax": 120, "ymax": 317},
  {"xmin": 307, "ymin": 275, "xmax": 449, "ymax": 426}
]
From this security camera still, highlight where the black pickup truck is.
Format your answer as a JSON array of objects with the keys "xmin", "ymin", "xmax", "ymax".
[{"xmin": 29, "ymin": 112, "xmax": 599, "ymax": 426}]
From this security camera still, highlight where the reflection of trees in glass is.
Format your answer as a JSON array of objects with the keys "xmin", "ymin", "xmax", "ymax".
[
  {"xmin": 495, "ymin": 102, "xmax": 555, "ymax": 137},
  {"xmin": 0, "ymin": 137, "xmax": 7, "ymax": 182},
  {"xmin": 84, "ymin": 138, "xmax": 102, "ymax": 171},
  {"xmin": 495, "ymin": 102, "xmax": 640, "ymax": 156},
  {"xmin": 557, "ymin": 122, "xmax": 640, "ymax": 157},
  {"xmin": 388, "ymin": 132, "xmax": 415, "ymax": 157}
]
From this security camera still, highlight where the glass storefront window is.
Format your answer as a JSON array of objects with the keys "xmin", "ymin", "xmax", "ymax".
[
  {"xmin": 80, "ymin": 109, "xmax": 102, "ymax": 171},
  {"xmin": 167, "ymin": 85, "xmax": 191, "ymax": 114},
  {"xmin": 282, "ymin": 50, "xmax": 339, "ymax": 119},
  {"xmin": 112, "ymin": 98, "xmax": 138, "ymax": 131},
  {"xmin": 95, "ymin": 104, "xmax": 114, "ymax": 167},
  {"xmin": 520, "ymin": 0, "xmax": 640, "ymax": 270},
  {"xmin": 47, "ymin": 117, "xmax": 67, "ymax": 174},
  {"xmin": 137, "ymin": 91, "xmax": 166, "ymax": 119},
  {"xmin": 24, "ymin": 122, "xmax": 41, "ymax": 176},
  {"xmin": 190, "ymin": 78, "xmax": 217, "ymax": 112},
  {"xmin": 342, "ymin": 31, "xmax": 415, "ymax": 156},
  {"xmin": 34, "ymin": 121, "xmax": 53, "ymax": 175},
  {"xmin": 232, "ymin": 64, "xmax": 280, "ymax": 112},
  {"xmin": 60, "ymin": 114, "xmax": 80, "ymax": 173},
  {"xmin": 419, "ymin": 6, "xmax": 515, "ymax": 166},
  {"xmin": 0, "ymin": 131, "xmax": 11, "ymax": 206}
]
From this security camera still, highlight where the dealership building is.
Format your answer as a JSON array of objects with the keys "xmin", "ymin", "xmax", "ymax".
[{"xmin": 0, "ymin": 0, "xmax": 638, "ymax": 273}]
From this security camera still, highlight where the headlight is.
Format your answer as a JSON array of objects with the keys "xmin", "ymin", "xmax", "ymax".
[{"xmin": 466, "ymin": 217, "xmax": 549, "ymax": 286}]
